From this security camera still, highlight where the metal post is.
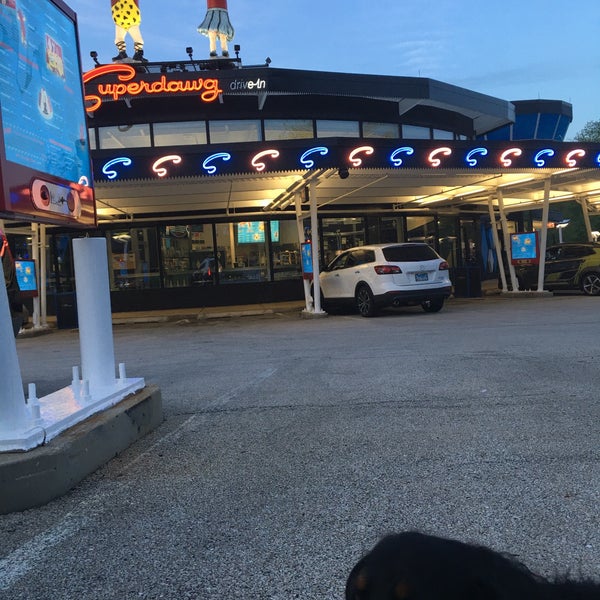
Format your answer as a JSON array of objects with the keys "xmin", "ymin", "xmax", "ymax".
[
  {"xmin": 31, "ymin": 223, "xmax": 41, "ymax": 328},
  {"xmin": 294, "ymin": 191, "xmax": 312, "ymax": 312},
  {"xmin": 536, "ymin": 179, "xmax": 551, "ymax": 292},
  {"xmin": 39, "ymin": 223, "xmax": 47, "ymax": 326},
  {"xmin": 487, "ymin": 197, "xmax": 507, "ymax": 292},
  {"xmin": 496, "ymin": 190, "xmax": 519, "ymax": 291},
  {"xmin": 579, "ymin": 198, "xmax": 594, "ymax": 242},
  {"xmin": 72, "ymin": 238, "xmax": 117, "ymax": 394},
  {"xmin": 309, "ymin": 182, "xmax": 325, "ymax": 314}
]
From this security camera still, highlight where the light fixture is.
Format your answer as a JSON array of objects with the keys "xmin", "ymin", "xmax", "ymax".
[
  {"xmin": 186, "ymin": 46, "xmax": 193, "ymax": 60},
  {"xmin": 338, "ymin": 167, "xmax": 349, "ymax": 179},
  {"xmin": 265, "ymin": 57, "xmax": 272, "ymax": 66},
  {"xmin": 234, "ymin": 44, "xmax": 240, "ymax": 59},
  {"xmin": 90, "ymin": 50, "xmax": 100, "ymax": 66}
]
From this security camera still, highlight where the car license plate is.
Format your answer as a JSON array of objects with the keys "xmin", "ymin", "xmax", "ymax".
[{"xmin": 415, "ymin": 272, "xmax": 428, "ymax": 282}]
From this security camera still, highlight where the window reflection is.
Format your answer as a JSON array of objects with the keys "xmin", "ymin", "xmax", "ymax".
[
  {"xmin": 98, "ymin": 124, "xmax": 151, "ymax": 149},
  {"xmin": 265, "ymin": 119, "xmax": 313, "ymax": 140},
  {"xmin": 154, "ymin": 121, "xmax": 207, "ymax": 146},
  {"xmin": 209, "ymin": 120, "xmax": 261, "ymax": 144},
  {"xmin": 108, "ymin": 228, "xmax": 160, "ymax": 290},
  {"xmin": 316, "ymin": 120, "xmax": 359, "ymax": 138}
]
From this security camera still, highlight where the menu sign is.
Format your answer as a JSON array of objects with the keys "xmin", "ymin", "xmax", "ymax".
[{"xmin": 0, "ymin": 0, "xmax": 95, "ymax": 226}]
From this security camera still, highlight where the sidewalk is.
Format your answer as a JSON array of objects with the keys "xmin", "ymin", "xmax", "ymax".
[{"xmin": 22, "ymin": 279, "xmax": 501, "ymax": 333}]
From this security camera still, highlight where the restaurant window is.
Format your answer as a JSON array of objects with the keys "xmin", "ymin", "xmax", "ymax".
[
  {"xmin": 153, "ymin": 121, "xmax": 207, "ymax": 146},
  {"xmin": 402, "ymin": 124, "xmax": 431, "ymax": 139},
  {"xmin": 362, "ymin": 122, "xmax": 400, "ymax": 138},
  {"xmin": 214, "ymin": 221, "xmax": 270, "ymax": 283},
  {"xmin": 88, "ymin": 128, "xmax": 97, "ymax": 150},
  {"xmin": 406, "ymin": 216, "xmax": 436, "ymax": 246},
  {"xmin": 160, "ymin": 224, "xmax": 216, "ymax": 288},
  {"xmin": 264, "ymin": 119, "xmax": 314, "ymax": 140},
  {"xmin": 437, "ymin": 216, "xmax": 458, "ymax": 268},
  {"xmin": 98, "ymin": 124, "xmax": 151, "ymax": 149},
  {"xmin": 272, "ymin": 220, "xmax": 302, "ymax": 280},
  {"xmin": 379, "ymin": 217, "xmax": 406, "ymax": 244},
  {"xmin": 108, "ymin": 228, "xmax": 160, "ymax": 290},
  {"xmin": 316, "ymin": 120, "xmax": 359, "ymax": 138},
  {"xmin": 209, "ymin": 120, "xmax": 261, "ymax": 144},
  {"xmin": 433, "ymin": 128, "xmax": 454, "ymax": 140},
  {"xmin": 321, "ymin": 217, "xmax": 365, "ymax": 266}
]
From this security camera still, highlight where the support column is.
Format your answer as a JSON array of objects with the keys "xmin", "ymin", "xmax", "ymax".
[
  {"xmin": 487, "ymin": 197, "xmax": 507, "ymax": 292},
  {"xmin": 536, "ymin": 179, "xmax": 551, "ymax": 292},
  {"xmin": 496, "ymin": 190, "xmax": 519, "ymax": 291},
  {"xmin": 72, "ymin": 238, "xmax": 116, "ymax": 393},
  {"xmin": 31, "ymin": 223, "xmax": 40, "ymax": 328},
  {"xmin": 39, "ymin": 224, "xmax": 47, "ymax": 326},
  {"xmin": 579, "ymin": 198, "xmax": 594, "ymax": 242},
  {"xmin": 309, "ymin": 182, "xmax": 325, "ymax": 314},
  {"xmin": 294, "ymin": 191, "xmax": 312, "ymax": 312}
]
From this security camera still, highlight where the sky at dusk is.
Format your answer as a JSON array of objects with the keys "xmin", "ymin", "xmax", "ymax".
[{"xmin": 68, "ymin": 0, "xmax": 598, "ymax": 138}]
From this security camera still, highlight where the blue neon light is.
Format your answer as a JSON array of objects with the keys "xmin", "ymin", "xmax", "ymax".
[
  {"xmin": 102, "ymin": 157, "xmax": 132, "ymax": 180},
  {"xmin": 300, "ymin": 146, "xmax": 329, "ymax": 169},
  {"xmin": 202, "ymin": 152, "xmax": 231, "ymax": 175},
  {"xmin": 465, "ymin": 147, "xmax": 488, "ymax": 167},
  {"xmin": 534, "ymin": 149, "xmax": 555, "ymax": 167},
  {"xmin": 390, "ymin": 146, "xmax": 414, "ymax": 167}
]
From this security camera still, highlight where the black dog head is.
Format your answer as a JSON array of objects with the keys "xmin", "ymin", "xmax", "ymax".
[{"xmin": 345, "ymin": 531, "xmax": 548, "ymax": 600}]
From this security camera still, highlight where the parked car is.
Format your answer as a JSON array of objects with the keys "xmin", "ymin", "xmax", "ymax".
[
  {"xmin": 315, "ymin": 243, "xmax": 452, "ymax": 317},
  {"xmin": 514, "ymin": 242, "xmax": 600, "ymax": 295}
]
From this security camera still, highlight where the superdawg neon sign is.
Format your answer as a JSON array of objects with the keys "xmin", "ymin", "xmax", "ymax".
[{"xmin": 83, "ymin": 64, "xmax": 222, "ymax": 112}]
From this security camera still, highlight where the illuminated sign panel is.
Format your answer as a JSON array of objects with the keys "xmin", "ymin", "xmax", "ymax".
[
  {"xmin": 15, "ymin": 259, "xmax": 38, "ymax": 296},
  {"xmin": 93, "ymin": 140, "xmax": 600, "ymax": 182},
  {"xmin": 0, "ymin": 0, "xmax": 95, "ymax": 226},
  {"xmin": 511, "ymin": 232, "xmax": 539, "ymax": 265}
]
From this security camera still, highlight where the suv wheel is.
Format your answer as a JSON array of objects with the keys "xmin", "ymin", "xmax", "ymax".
[
  {"xmin": 421, "ymin": 298, "xmax": 444, "ymax": 313},
  {"xmin": 355, "ymin": 285, "xmax": 378, "ymax": 317},
  {"xmin": 581, "ymin": 272, "xmax": 600, "ymax": 295}
]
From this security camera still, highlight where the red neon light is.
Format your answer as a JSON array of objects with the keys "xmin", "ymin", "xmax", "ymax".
[{"xmin": 83, "ymin": 64, "xmax": 222, "ymax": 112}]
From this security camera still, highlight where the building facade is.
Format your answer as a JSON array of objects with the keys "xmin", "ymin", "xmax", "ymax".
[{"xmin": 8, "ymin": 57, "xmax": 579, "ymax": 319}]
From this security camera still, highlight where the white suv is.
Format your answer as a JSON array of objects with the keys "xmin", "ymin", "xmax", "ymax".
[{"xmin": 317, "ymin": 243, "xmax": 452, "ymax": 317}]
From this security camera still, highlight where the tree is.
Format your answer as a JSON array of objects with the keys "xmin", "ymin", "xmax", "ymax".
[{"xmin": 574, "ymin": 119, "xmax": 600, "ymax": 142}]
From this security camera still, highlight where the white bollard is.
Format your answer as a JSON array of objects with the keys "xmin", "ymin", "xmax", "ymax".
[
  {"xmin": 72, "ymin": 238, "xmax": 117, "ymax": 394},
  {"xmin": 27, "ymin": 383, "xmax": 42, "ymax": 423},
  {"xmin": 0, "ymin": 281, "xmax": 43, "ymax": 451}
]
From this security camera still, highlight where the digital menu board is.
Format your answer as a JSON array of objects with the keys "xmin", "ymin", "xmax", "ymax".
[
  {"xmin": 237, "ymin": 221, "xmax": 280, "ymax": 244},
  {"xmin": 14, "ymin": 259, "xmax": 37, "ymax": 295},
  {"xmin": 510, "ymin": 232, "xmax": 539, "ymax": 265},
  {"xmin": 0, "ymin": 0, "xmax": 95, "ymax": 226}
]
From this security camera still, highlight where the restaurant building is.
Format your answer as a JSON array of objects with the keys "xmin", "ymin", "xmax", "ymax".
[{"xmin": 8, "ymin": 51, "xmax": 599, "ymax": 321}]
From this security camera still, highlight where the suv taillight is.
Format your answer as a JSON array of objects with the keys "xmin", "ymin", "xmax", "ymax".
[
  {"xmin": 374, "ymin": 265, "xmax": 402, "ymax": 275},
  {"xmin": 439, "ymin": 261, "xmax": 449, "ymax": 271}
]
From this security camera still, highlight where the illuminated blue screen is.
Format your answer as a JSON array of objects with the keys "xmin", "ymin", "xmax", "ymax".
[
  {"xmin": 237, "ymin": 221, "xmax": 279, "ymax": 244},
  {"xmin": 511, "ymin": 233, "xmax": 538, "ymax": 261},
  {"xmin": 0, "ymin": 0, "xmax": 92, "ymax": 185},
  {"xmin": 15, "ymin": 259, "xmax": 37, "ymax": 292}
]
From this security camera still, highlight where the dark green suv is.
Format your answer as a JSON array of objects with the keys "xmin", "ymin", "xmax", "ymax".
[{"xmin": 516, "ymin": 242, "xmax": 600, "ymax": 295}]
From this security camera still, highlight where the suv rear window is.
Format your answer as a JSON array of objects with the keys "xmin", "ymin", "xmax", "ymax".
[{"xmin": 383, "ymin": 244, "xmax": 439, "ymax": 262}]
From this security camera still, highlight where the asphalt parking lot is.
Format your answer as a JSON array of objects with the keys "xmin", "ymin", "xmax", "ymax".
[{"xmin": 1, "ymin": 294, "xmax": 599, "ymax": 599}]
